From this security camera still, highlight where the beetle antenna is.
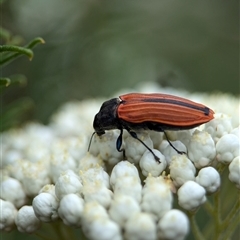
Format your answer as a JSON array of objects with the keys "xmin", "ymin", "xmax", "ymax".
[
  {"xmin": 128, "ymin": 131, "xmax": 161, "ymax": 163},
  {"xmin": 88, "ymin": 132, "xmax": 96, "ymax": 152},
  {"xmin": 163, "ymin": 131, "xmax": 186, "ymax": 155}
]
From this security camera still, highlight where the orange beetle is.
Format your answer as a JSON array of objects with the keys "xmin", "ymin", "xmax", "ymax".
[{"xmin": 89, "ymin": 93, "xmax": 214, "ymax": 162}]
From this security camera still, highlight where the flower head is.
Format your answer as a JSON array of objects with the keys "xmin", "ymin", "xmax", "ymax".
[{"xmin": 1, "ymin": 83, "xmax": 239, "ymax": 240}]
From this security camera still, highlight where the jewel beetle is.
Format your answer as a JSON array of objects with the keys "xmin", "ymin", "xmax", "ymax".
[{"xmin": 88, "ymin": 93, "xmax": 214, "ymax": 162}]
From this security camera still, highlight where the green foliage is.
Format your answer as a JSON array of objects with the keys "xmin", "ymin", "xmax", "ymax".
[{"xmin": 0, "ymin": 25, "xmax": 44, "ymax": 131}]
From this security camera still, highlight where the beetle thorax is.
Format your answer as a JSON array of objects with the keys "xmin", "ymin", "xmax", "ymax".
[{"xmin": 93, "ymin": 98, "xmax": 120, "ymax": 135}]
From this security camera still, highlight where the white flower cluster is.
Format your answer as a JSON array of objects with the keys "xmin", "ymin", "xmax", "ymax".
[{"xmin": 1, "ymin": 84, "xmax": 239, "ymax": 240}]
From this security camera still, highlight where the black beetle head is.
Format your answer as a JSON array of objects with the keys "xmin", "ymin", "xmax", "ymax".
[{"xmin": 93, "ymin": 98, "xmax": 120, "ymax": 135}]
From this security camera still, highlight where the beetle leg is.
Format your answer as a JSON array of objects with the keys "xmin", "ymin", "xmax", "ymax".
[
  {"xmin": 163, "ymin": 131, "xmax": 186, "ymax": 155},
  {"xmin": 116, "ymin": 129, "xmax": 123, "ymax": 151},
  {"xmin": 116, "ymin": 129, "xmax": 126, "ymax": 159},
  {"xmin": 127, "ymin": 130, "xmax": 161, "ymax": 163}
]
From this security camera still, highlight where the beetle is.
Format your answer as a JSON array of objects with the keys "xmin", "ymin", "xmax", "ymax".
[{"xmin": 88, "ymin": 93, "xmax": 214, "ymax": 162}]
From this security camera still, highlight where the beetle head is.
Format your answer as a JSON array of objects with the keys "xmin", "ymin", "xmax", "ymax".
[{"xmin": 93, "ymin": 98, "xmax": 120, "ymax": 135}]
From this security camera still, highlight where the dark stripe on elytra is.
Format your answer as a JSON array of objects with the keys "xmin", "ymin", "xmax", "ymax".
[{"xmin": 142, "ymin": 98, "xmax": 210, "ymax": 115}]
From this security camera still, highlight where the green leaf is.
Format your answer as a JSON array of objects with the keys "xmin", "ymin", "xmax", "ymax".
[
  {"xmin": 25, "ymin": 37, "xmax": 45, "ymax": 48},
  {"xmin": 0, "ymin": 45, "xmax": 33, "ymax": 59},
  {"xmin": 0, "ymin": 78, "xmax": 11, "ymax": 87},
  {"xmin": 0, "ymin": 74, "xmax": 27, "ymax": 90},
  {"xmin": 0, "ymin": 37, "xmax": 45, "ymax": 66}
]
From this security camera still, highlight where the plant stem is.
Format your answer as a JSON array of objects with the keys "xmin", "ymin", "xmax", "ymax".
[
  {"xmin": 220, "ymin": 196, "xmax": 240, "ymax": 240},
  {"xmin": 188, "ymin": 211, "xmax": 206, "ymax": 240}
]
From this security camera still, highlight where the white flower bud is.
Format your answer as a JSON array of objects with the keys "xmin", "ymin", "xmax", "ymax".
[
  {"xmin": 1, "ymin": 149, "xmax": 22, "ymax": 168},
  {"xmin": 81, "ymin": 167, "xmax": 113, "ymax": 208},
  {"xmin": 96, "ymin": 130, "xmax": 123, "ymax": 165},
  {"xmin": 81, "ymin": 167, "xmax": 110, "ymax": 188},
  {"xmin": 229, "ymin": 156, "xmax": 240, "ymax": 189},
  {"xmin": 158, "ymin": 209, "xmax": 189, "ymax": 240},
  {"xmin": 205, "ymin": 113, "xmax": 232, "ymax": 141},
  {"xmin": 149, "ymin": 131, "xmax": 164, "ymax": 148},
  {"xmin": 39, "ymin": 184, "xmax": 56, "ymax": 196},
  {"xmin": 50, "ymin": 150, "xmax": 77, "ymax": 183},
  {"xmin": 32, "ymin": 192, "xmax": 59, "ymax": 222},
  {"xmin": 21, "ymin": 160, "xmax": 51, "ymax": 196},
  {"xmin": 159, "ymin": 140, "xmax": 187, "ymax": 165},
  {"xmin": 109, "ymin": 195, "xmax": 141, "ymax": 227},
  {"xmin": 141, "ymin": 176, "xmax": 173, "ymax": 219},
  {"xmin": 0, "ymin": 177, "xmax": 27, "ymax": 208},
  {"xmin": 78, "ymin": 152, "xmax": 104, "ymax": 171},
  {"xmin": 24, "ymin": 142, "xmax": 50, "ymax": 163},
  {"xmin": 84, "ymin": 219, "xmax": 122, "ymax": 240},
  {"xmin": 6, "ymin": 159, "xmax": 24, "ymax": 182},
  {"xmin": 139, "ymin": 149, "xmax": 167, "ymax": 177},
  {"xmin": 55, "ymin": 170, "xmax": 83, "ymax": 200},
  {"xmin": 125, "ymin": 131, "xmax": 154, "ymax": 164},
  {"xmin": 82, "ymin": 201, "xmax": 109, "ymax": 226},
  {"xmin": 110, "ymin": 161, "xmax": 140, "ymax": 188},
  {"xmin": 187, "ymin": 130, "xmax": 216, "ymax": 168},
  {"xmin": 50, "ymin": 100, "xmax": 99, "ymax": 137},
  {"xmin": 0, "ymin": 199, "xmax": 17, "ymax": 232},
  {"xmin": 230, "ymin": 126, "xmax": 240, "ymax": 138},
  {"xmin": 216, "ymin": 134, "xmax": 240, "ymax": 163},
  {"xmin": 63, "ymin": 136, "xmax": 88, "ymax": 161},
  {"xmin": 169, "ymin": 155, "xmax": 196, "ymax": 187},
  {"xmin": 82, "ymin": 201, "xmax": 122, "ymax": 240},
  {"xmin": 178, "ymin": 181, "xmax": 206, "ymax": 211},
  {"xmin": 82, "ymin": 184, "xmax": 113, "ymax": 208},
  {"xmin": 15, "ymin": 206, "xmax": 41, "ymax": 233},
  {"xmin": 196, "ymin": 167, "xmax": 221, "ymax": 193},
  {"xmin": 175, "ymin": 130, "xmax": 193, "ymax": 147},
  {"xmin": 113, "ymin": 176, "xmax": 142, "ymax": 203},
  {"xmin": 3, "ymin": 129, "xmax": 27, "ymax": 150},
  {"xmin": 24, "ymin": 122, "xmax": 54, "ymax": 145},
  {"xmin": 58, "ymin": 193, "xmax": 84, "ymax": 227},
  {"xmin": 124, "ymin": 212, "xmax": 157, "ymax": 240}
]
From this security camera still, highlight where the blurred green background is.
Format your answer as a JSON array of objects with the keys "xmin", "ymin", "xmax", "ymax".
[{"xmin": 2, "ymin": 0, "xmax": 239, "ymax": 124}]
